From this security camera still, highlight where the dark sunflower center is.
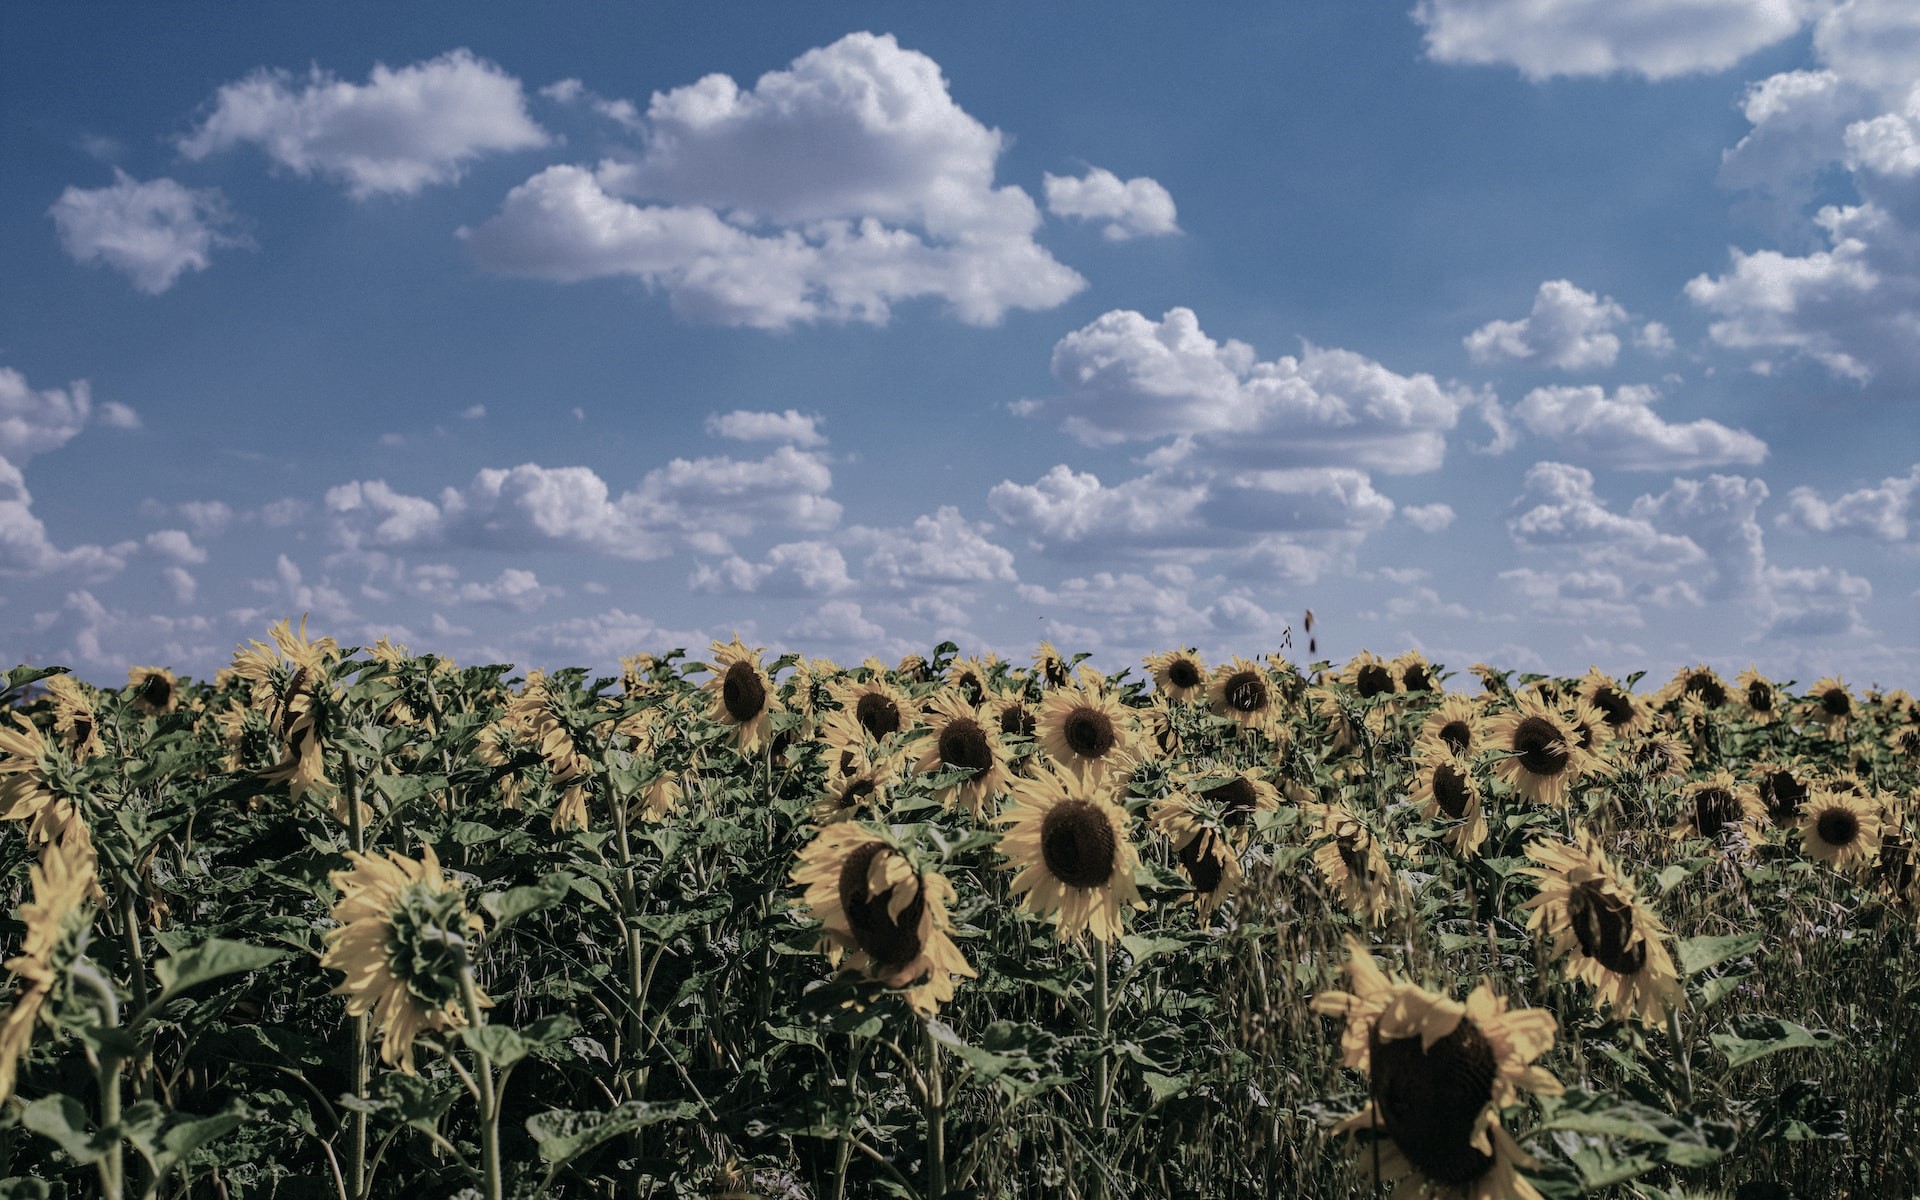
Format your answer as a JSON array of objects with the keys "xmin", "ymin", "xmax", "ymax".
[
  {"xmin": 837, "ymin": 843, "xmax": 925, "ymax": 968},
  {"xmin": 956, "ymin": 672, "xmax": 985, "ymax": 706},
  {"xmin": 1368, "ymin": 1019, "xmax": 1497, "ymax": 1186},
  {"xmin": 1335, "ymin": 820, "xmax": 1374, "ymax": 880},
  {"xmin": 1432, "ymin": 762, "xmax": 1473, "ymax": 820},
  {"xmin": 1202, "ymin": 776, "xmax": 1260, "ymax": 827},
  {"xmin": 999, "ymin": 703, "xmax": 1035, "ymax": 739},
  {"xmin": 1402, "ymin": 663, "xmax": 1433, "ymax": 693},
  {"xmin": 73, "ymin": 715, "xmax": 93, "ymax": 745},
  {"xmin": 1685, "ymin": 672, "xmax": 1726, "ymax": 707},
  {"xmin": 1063, "ymin": 707, "xmax": 1117, "ymax": 759},
  {"xmin": 1816, "ymin": 807, "xmax": 1860, "ymax": 848},
  {"xmin": 1039, "ymin": 800, "xmax": 1118, "ymax": 889},
  {"xmin": 1820, "ymin": 688, "xmax": 1851, "ymax": 718},
  {"xmin": 841, "ymin": 777, "xmax": 877, "ymax": 808},
  {"xmin": 1511, "ymin": 716, "xmax": 1570, "ymax": 777},
  {"xmin": 1167, "ymin": 658, "xmax": 1203, "ymax": 690},
  {"xmin": 1567, "ymin": 881, "xmax": 1646, "ymax": 974},
  {"xmin": 1747, "ymin": 681, "xmax": 1774, "ymax": 712},
  {"xmin": 1224, "ymin": 670, "xmax": 1268, "ymax": 713},
  {"xmin": 1592, "ymin": 687, "xmax": 1633, "ymax": 727},
  {"xmin": 1438, "ymin": 720, "xmax": 1473, "ymax": 754},
  {"xmin": 140, "ymin": 674, "xmax": 173, "ymax": 710},
  {"xmin": 856, "ymin": 692, "xmax": 903, "ymax": 740},
  {"xmin": 1177, "ymin": 832, "xmax": 1225, "ymax": 895},
  {"xmin": 937, "ymin": 718, "xmax": 993, "ymax": 773},
  {"xmin": 1693, "ymin": 787, "xmax": 1742, "ymax": 838},
  {"xmin": 1761, "ymin": 770, "xmax": 1807, "ymax": 824},
  {"xmin": 1355, "ymin": 664, "xmax": 1394, "ymax": 699},
  {"xmin": 721, "ymin": 661, "xmax": 767, "ymax": 723}
]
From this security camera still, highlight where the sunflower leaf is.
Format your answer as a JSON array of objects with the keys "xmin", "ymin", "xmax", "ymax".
[
  {"xmin": 1678, "ymin": 931, "xmax": 1763, "ymax": 976},
  {"xmin": 1713, "ymin": 1017, "xmax": 1836, "ymax": 1068},
  {"xmin": 21, "ymin": 1094, "xmax": 109, "ymax": 1164},
  {"xmin": 526, "ymin": 1100, "xmax": 699, "ymax": 1167},
  {"xmin": 152, "ymin": 938, "xmax": 290, "ymax": 1007}
]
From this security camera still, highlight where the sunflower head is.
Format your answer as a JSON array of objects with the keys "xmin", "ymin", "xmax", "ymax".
[
  {"xmin": 1805, "ymin": 676, "xmax": 1854, "ymax": 734},
  {"xmin": 1519, "ymin": 833, "xmax": 1682, "ymax": 1025},
  {"xmin": 1667, "ymin": 664, "xmax": 1729, "ymax": 710},
  {"xmin": 1579, "ymin": 668, "xmax": 1651, "ymax": 739},
  {"xmin": 1672, "ymin": 771, "xmax": 1764, "ymax": 843},
  {"xmin": 995, "ymin": 763, "xmax": 1143, "ymax": 942},
  {"xmin": 127, "ymin": 665, "xmax": 179, "ymax": 716},
  {"xmin": 1487, "ymin": 695, "xmax": 1591, "ymax": 807},
  {"xmin": 1392, "ymin": 650, "xmax": 1439, "ymax": 697},
  {"xmin": 1342, "ymin": 650, "xmax": 1401, "ymax": 702},
  {"xmin": 913, "ymin": 690, "xmax": 1010, "ymax": 817},
  {"xmin": 1753, "ymin": 761, "xmax": 1812, "ymax": 828},
  {"xmin": 1422, "ymin": 693, "xmax": 1486, "ymax": 757},
  {"xmin": 1208, "ymin": 656, "xmax": 1281, "ymax": 732},
  {"xmin": 1410, "ymin": 740, "xmax": 1488, "ymax": 856},
  {"xmin": 1310, "ymin": 805, "xmax": 1398, "ymax": 925},
  {"xmin": 1031, "ymin": 641, "xmax": 1071, "ymax": 688},
  {"xmin": 0, "ymin": 835, "xmax": 100, "ymax": 1104},
  {"xmin": 1036, "ymin": 681, "xmax": 1140, "ymax": 780},
  {"xmin": 1144, "ymin": 648, "xmax": 1209, "ymax": 703},
  {"xmin": 703, "ymin": 635, "xmax": 784, "ymax": 755},
  {"xmin": 1799, "ymin": 789, "xmax": 1882, "ymax": 869},
  {"xmin": 827, "ymin": 674, "xmax": 916, "ymax": 746}
]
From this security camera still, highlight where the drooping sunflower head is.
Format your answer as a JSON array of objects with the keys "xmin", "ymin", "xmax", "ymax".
[
  {"xmin": 812, "ymin": 733, "xmax": 900, "ymax": 824},
  {"xmin": 1671, "ymin": 770, "xmax": 1764, "ymax": 844},
  {"xmin": 913, "ymin": 689, "xmax": 1010, "ymax": 818},
  {"xmin": 1174, "ymin": 764, "xmax": 1281, "ymax": 837},
  {"xmin": 1309, "ymin": 804, "xmax": 1398, "ymax": 925},
  {"xmin": 1036, "ymin": 681, "xmax": 1140, "ymax": 780},
  {"xmin": 320, "ymin": 845, "xmax": 488, "ymax": 1073},
  {"xmin": 1579, "ymin": 667, "xmax": 1652, "ymax": 739},
  {"xmin": 1799, "ymin": 789, "xmax": 1882, "ymax": 870},
  {"xmin": 1409, "ymin": 740, "xmax": 1488, "ymax": 856},
  {"xmin": 44, "ymin": 675, "xmax": 103, "ymax": 762},
  {"xmin": 1341, "ymin": 650, "xmax": 1402, "ymax": 703},
  {"xmin": 127, "ymin": 665, "xmax": 179, "ymax": 716},
  {"xmin": 1560, "ymin": 698, "xmax": 1611, "ymax": 756},
  {"xmin": 1208, "ymin": 656, "xmax": 1281, "ymax": 732},
  {"xmin": 944, "ymin": 654, "xmax": 997, "ymax": 707},
  {"xmin": 1804, "ymin": 676, "xmax": 1854, "ymax": 734},
  {"xmin": 1143, "ymin": 648, "xmax": 1209, "ymax": 703},
  {"xmin": 1310, "ymin": 937, "xmax": 1563, "ymax": 1200},
  {"xmin": 790, "ymin": 825, "xmax": 975, "ymax": 1014},
  {"xmin": 1486, "ymin": 694, "xmax": 1590, "ymax": 807},
  {"xmin": 1422, "ymin": 692, "xmax": 1486, "ymax": 757},
  {"xmin": 0, "ymin": 835, "xmax": 100, "ymax": 1104},
  {"xmin": 1518, "ymin": 833, "xmax": 1682, "ymax": 1026},
  {"xmin": 995, "ymin": 762, "xmax": 1143, "ymax": 942},
  {"xmin": 1170, "ymin": 822, "xmax": 1243, "ymax": 919},
  {"xmin": 702, "ymin": 635, "xmax": 783, "ymax": 755}
]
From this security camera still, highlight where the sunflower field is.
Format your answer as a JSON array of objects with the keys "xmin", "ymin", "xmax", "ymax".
[{"xmin": 1, "ymin": 623, "xmax": 1916, "ymax": 1200}]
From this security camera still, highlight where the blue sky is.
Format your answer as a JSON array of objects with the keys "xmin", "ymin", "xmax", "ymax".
[{"xmin": 3, "ymin": 1, "xmax": 1915, "ymax": 687}]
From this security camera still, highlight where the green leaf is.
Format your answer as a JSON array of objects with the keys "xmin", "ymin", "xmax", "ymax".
[
  {"xmin": 21, "ymin": 1094, "xmax": 107, "ymax": 1164},
  {"xmin": 157, "ymin": 1111, "xmax": 244, "ymax": 1177},
  {"xmin": 152, "ymin": 938, "xmax": 290, "ymax": 1006},
  {"xmin": 526, "ymin": 1101, "xmax": 697, "ymax": 1167},
  {"xmin": 1677, "ymin": 931, "xmax": 1762, "ymax": 976},
  {"xmin": 477, "ymin": 872, "xmax": 570, "ymax": 932},
  {"xmin": 1141, "ymin": 1070, "xmax": 1189, "ymax": 1103},
  {"xmin": 1713, "ymin": 1016, "xmax": 1836, "ymax": 1067},
  {"xmin": 461, "ymin": 1024, "xmax": 534, "ymax": 1070}
]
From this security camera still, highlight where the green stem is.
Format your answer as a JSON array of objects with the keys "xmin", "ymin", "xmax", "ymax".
[
  {"xmin": 1091, "ymin": 936, "xmax": 1112, "ymax": 1200},
  {"xmin": 116, "ymin": 889, "xmax": 155, "ymax": 1104},
  {"xmin": 459, "ymin": 965, "xmax": 503, "ymax": 1200},
  {"xmin": 72, "ymin": 960, "xmax": 125, "ymax": 1200},
  {"xmin": 343, "ymin": 752, "xmax": 370, "ymax": 1200},
  {"xmin": 923, "ymin": 1019, "xmax": 946, "ymax": 1200}
]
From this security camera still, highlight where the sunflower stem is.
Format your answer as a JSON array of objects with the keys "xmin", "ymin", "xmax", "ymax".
[
  {"xmin": 459, "ymin": 963, "xmax": 504, "ymax": 1200},
  {"xmin": 923, "ymin": 1017, "xmax": 947, "ymax": 1200},
  {"xmin": 71, "ymin": 959, "xmax": 125, "ymax": 1200},
  {"xmin": 343, "ymin": 750, "xmax": 370, "ymax": 1200},
  {"xmin": 1665, "ymin": 1006, "xmax": 1692, "ymax": 1106},
  {"xmin": 1091, "ymin": 935, "xmax": 1112, "ymax": 1200}
]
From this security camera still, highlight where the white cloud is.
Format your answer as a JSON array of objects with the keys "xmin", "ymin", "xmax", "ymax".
[
  {"xmin": 786, "ymin": 600, "xmax": 891, "ymax": 647},
  {"xmin": 1402, "ymin": 502, "xmax": 1457, "ymax": 531},
  {"xmin": 988, "ymin": 465, "xmax": 1209, "ymax": 556},
  {"xmin": 1497, "ymin": 566, "xmax": 1648, "ymax": 626},
  {"xmin": 0, "ymin": 370, "xmax": 108, "ymax": 462},
  {"xmin": 162, "ymin": 566, "xmax": 197, "ymax": 605},
  {"xmin": 1413, "ymin": 0, "xmax": 1817, "ymax": 81},
  {"xmin": 1761, "ymin": 563, "xmax": 1873, "ymax": 635},
  {"xmin": 1636, "ymin": 322, "xmax": 1677, "ymax": 356},
  {"xmin": 405, "ymin": 565, "xmax": 562, "ymax": 612},
  {"xmin": 689, "ymin": 540, "xmax": 855, "ymax": 596},
  {"xmin": 705, "ymin": 408, "xmax": 826, "ymax": 447},
  {"xmin": 1043, "ymin": 167, "xmax": 1180, "ymax": 240},
  {"xmin": 1778, "ymin": 463, "xmax": 1918, "ymax": 540},
  {"xmin": 11, "ymin": 590, "xmax": 218, "ymax": 671},
  {"xmin": 49, "ymin": 171, "xmax": 243, "ymax": 294},
  {"xmin": 507, "ymin": 607, "xmax": 709, "ymax": 669},
  {"xmin": 143, "ymin": 529, "xmax": 207, "ymax": 565},
  {"xmin": 1039, "ymin": 307, "xmax": 1473, "ymax": 473},
  {"xmin": 853, "ymin": 506, "xmax": 1017, "ymax": 586},
  {"xmin": 179, "ymin": 49, "xmax": 549, "ymax": 199},
  {"xmin": 0, "ymin": 454, "xmax": 126, "ymax": 580},
  {"xmin": 462, "ymin": 404, "xmax": 487, "ymax": 420},
  {"xmin": 1464, "ymin": 280, "xmax": 1628, "ymax": 369},
  {"xmin": 1630, "ymin": 472, "xmax": 1771, "ymax": 598},
  {"xmin": 464, "ymin": 34, "xmax": 1085, "ymax": 328},
  {"xmin": 1513, "ymin": 383, "xmax": 1768, "ymax": 470},
  {"xmin": 1507, "ymin": 461, "xmax": 1705, "ymax": 566}
]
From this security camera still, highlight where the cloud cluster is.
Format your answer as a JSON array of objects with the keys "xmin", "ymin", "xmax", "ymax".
[
  {"xmin": 1778, "ymin": 463, "xmax": 1919, "ymax": 541},
  {"xmin": 1043, "ymin": 168, "xmax": 1180, "ymax": 240},
  {"xmin": 49, "ymin": 171, "xmax": 244, "ymax": 294},
  {"xmin": 1413, "ymin": 0, "xmax": 1816, "ymax": 81},
  {"xmin": 1464, "ymin": 279, "xmax": 1628, "ymax": 370},
  {"xmin": 1514, "ymin": 384, "xmax": 1768, "ymax": 470},
  {"xmin": 464, "ymin": 34, "xmax": 1087, "ymax": 327},
  {"xmin": 180, "ymin": 49, "xmax": 550, "ymax": 198}
]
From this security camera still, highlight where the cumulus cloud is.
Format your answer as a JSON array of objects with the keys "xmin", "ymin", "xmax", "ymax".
[
  {"xmin": 1778, "ymin": 463, "xmax": 1918, "ymax": 540},
  {"xmin": 179, "ymin": 49, "xmax": 549, "ymax": 198},
  {"xmin": 988, "ymin": 465, "xmax": 1209, "ymax": 556},
  {"xmin": 705, "ymin": 408, "xmax": 826, "ymax": 447},
  {"xmin": 852, "ymin": 506, "xmax": 1017, "ymax": 586},
  {"xmin": 1402, "ymin": 502, "xmax": 1457, "ymax": 531},
  {"xmin": 786, "ymin": 600, "xmax": 892, "ymax": 649},
  {"xmin": 1760, "ymin": 563, "xmax": 1874, "ymax": 635},
  {"xmin": 405, "ymin": 565, "xmax": 562, "ymax": 612},
  {"xmin": 49, "ymin": 171, "xmax": 244, "ymax": 294},
  {"xmin": 689, "ymin": 540, "xmax": 855, "ymax": 596},
  {"xmin": 8, "ymin": 589, "xmax": 219, "ymax": 671},
  {"xmin": 1497, "ymin": 566, "xmax": 1648, "ymax": 626},
  {"xmin": 0, "ymin": 455, "xmax": 126, "ymax": 580},
  {"xmin": 1037, "ymin": 307, "xmax": 1474, "ymax": 473},
  {"xmin": 1514, "ymin": 383, "xmax": 1768, "ymax": 469},
  {"xmin": 1464, "ymin": 280, "xmax": 1628, "ymax": 369},
  {"xmin": 1043, "ymin": 167, "xmax": 1180, "ymax": 239},
  {"xmin": 1507, "ymin": 461, "xmax": 1704, "ymax": 566},
  {"xmin": 0, "ymin": 369, "xmax": 123, "ymax": 462},
  {"xmin": 1413, "ymin": 0, "xmax": 1816, "ymax": 81},
  {"xmin": 464, "ymin": 34, "xmax": 1085, "ymax": 328}
]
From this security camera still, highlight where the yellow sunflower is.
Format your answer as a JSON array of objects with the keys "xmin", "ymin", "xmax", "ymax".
[
  {"xmin": 790, "ymin": 826, "xmax": 974, "ymax": 1015},
  {"xmin": 1031, "ymin": 641, "xmax": 1071, "ymax": 688},
  {"xmin": 1035, "ymin": 680, "xmax": 1140, "ymax": 781},
  {"xmin": 1393, "ymin": 650, "xmax": 1441, "ymax": 698},
  {"xmin": 1614, "ymin": 732, "xmax": 1692, "ymax": 783},
  {"xmin": 1140, "ymin": 694, "xmax": 1181, "ymax": 759},
  {"xmin": 1671, "ymin": 771, "xmax": 1765, "ymax": 843},
  {"xmin": 1410, "ymin": 740, "xmax": 1488, "ymax": 856},
  {"xmin": 320, "ymin": 844, "xmax": 489, "ymax": 1074},
  {"xmin": 1165, "ymin": 764, "xmax": 1280, "ymax": 842},
  {"xmin": 1752, "ymin": 760, "xmax": 1813, "ymax": 830},
  {"xmin": 1486, "ymin": 695, "xmax": 1591, "ymax": 807},
  {"xmin": 1423, "ymin": 693, "xmax": 1487, "ymax": 757},
  {"xmin": 825, "ymin": 673, "xmax": 916, "ymax": 746},
  {"xmin": 1311, "ymin": 937, "xmax": 1563, "ymax": 1200},
  {"xmin": 812, "ymin": 733, "xmax": 900, "ymax": 825},
  {"xmin": 0, "ymin": 836, "xmax": 99, "ymax": 1104},
  {"xmin": 1309, "ymin": 804, "xmax": 1398, "ymax": 926},
  {"xmin": 1518, "ymin": 834, "xmax": 1683, "ymax": 1025},
  {"xmin": 913, "ymin": 690, "xmax": 1011, "ymax": 818},
  {"xmin": 127, "ymin": 665, "xmax": 179, "ymax": 716},
  {"xmin": 701, "ymin": 635, "xmax": 784, "ymax": 756},
  {"xmin": 1341, "ymin": 650, "xmax": 1402, "ymax": 703},
  {"xmin": 1799, "ymin": 789, "xmax": 1882, "ymax": 870},
  {"xmin": 1208, "ymin": 656, "xmax": 1283, "ymax": 734},
  {"xmin": 1143, "ymin": 648, "xmax": 1209, "ymax": 703},
  {"xmin": 1577, "ymin": 668, "xmax": 1652, "ymax": 739},
  {"xmin": 1803, "ymin": 676, "xmax": 1854, "ymax": 737},
  {"xmin": 943, "ymin": 654, "xmax": 999, "ymax": 708},
  {"xmin": 1733, "ymin": 666, "xmax": 1780, "ymax": 725},
  {"xmin": 984, "ymin": 690, "xmax": 1038, "ymax": 744},
  {"xmin": 1148, "ymin": 797, "xmax": 1244, "ymax": 919},
  {"xmin": 0, "ymin": 714, "xmax": 82, "ymax": 847},
  {"xmin": 45, "ymin": 675, "xmax": 103, "ymax": 762},
  {"xmin": 995, "ymin": 763, "xmax": 1143, "ymax": 942},
  {"xmin": 1663, "ymin": 664, "xmax": 1730, "ymax": 711}
]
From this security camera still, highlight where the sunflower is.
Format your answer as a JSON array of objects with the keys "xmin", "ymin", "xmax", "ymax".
[
  {"xmin": 320, "ymin": 844, "xmax": 489, "ymax": 1074},
  {"xmin": 1469, "ymin": 662, "xmax": 1512, "ymax": 698},
  {"xmin": 1799, "ymin": 789, "xmax": 1882, "ymax": 870},
  {"xmin": 1148, "ymin": 797, "xmax": 1244, "ymax": 919},
  {"xmin": 1671, "ymin": 771, "xmax": 1764, "ymax": 843},
  {"xmin": 1733, "ymin": 666, "xmax": 1780, "ymax": 726},
  {"xmin": 895, "ymin": 653, "xmax": 933, "ymax": 685},
  {"xmin": 1423, "ymin": 693, "xmax": 1487, "ymax": 757},
  {"xmin": 1615, "ymin": 732, "xmax": 1691, "ymax": 783},
  {"xmin": 1518, "ymin": 834, "xmax": 1682, "ymax": 1025},
  {"xmin": 985, "ymin": 690, "xmax": 1039, "ymax": 744},
  {"xmin": 1209, "ymin": 656, "xmax": 1283, "ymax": 734},
  {"xmin": 1140, "ymin": 694, "xmax": 1181, "ymax": 758},
  {"xmin": 1036, "ymin": 680, "xmax": 1140, "ymax": 780},
  {"xmin": 1341, "ymin": 650, "xmax": 1402, "ymax": 703},
  {"xmin": 1311, "ymin": 937, "xmax": 1563, "ymax": 1200},
  {"xmin": 1577, "ymin": 668, "xmax": 1652, "ymax": 739},
  {"xmin": 826, "ymin": 673, "xmax": 916, "ymax": 746},
  {"xmin": 127, "ymin": 665, "xmax": 179, "ymax": 716},
  {"xmin": 1031, "ymin": 641, "xmax": 1071, "ymax": 688},
  {"xmin": 1410, "ymin": 741, "xmax": 1488, "ymax": 856},
  {"xmin": 1803, "ymin": 676, "xmax": 1854, "ymax": 737},
  {"xmin": 1393, "ymin": 650, "xmax": 1441, "ymax": 698},
  {"xmin": 231, "ymin": 617, "xmax": 352, "ymax": 818},
  {"xmin": 0, "ymin": 836, "xmax": 99, "ymax": 1104},
  {"xmin": 1165, "ymin": 764, "xmax": 1280, "ymax": 841},
  {"xmin": 813, "ymin": 734, "xmax": 900, "ymax": 825},
  {"xmin": 702, "ymin": 635, "xmax": 784, "ymax": 756},
  {"xmin": 0, "ymin": 714, "xmax": 81, "ymax": 847},
  {"xmin": 790, "ymin": 826, "xmax": 974, "ymax": 1014},
  {"xmin": 1143, "ymin": 648, "xmax": 1209, "ymax": 703},
  {"xmin": 1753, "ymin": 760, "xmax": 1813, "ymax": 829},
  {"xmin": 1664, "ymin": 664, "xmax": 1729, "ymax": 710},
  {"xmin": 1310, "ymin": 804, "xmax": 1398, "ymax": 926},
  {"xmin": 913, "ymin": 690, "xmax": 1011, "ymax": 817},
  {"xmin": 45, "ymin": 675, "xmax": 103, "ymax": 762},
  {"xmin": 1486, "ymin": 695, "xmax": 1591, "ymax": 807},
  {"xmin": 995, "ymin": 763, "xmax": 1143, "ymax": 942},
  {"xmin": 943, "ymin": 654, "xmax": 998, "ymax": 708}
]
